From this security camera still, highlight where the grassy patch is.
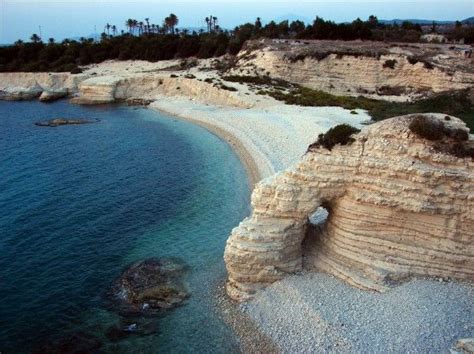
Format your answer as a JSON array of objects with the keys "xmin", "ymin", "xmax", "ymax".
[{"xmin": 265, "ymin": 85, "xmax": 473, "ymax": 130}]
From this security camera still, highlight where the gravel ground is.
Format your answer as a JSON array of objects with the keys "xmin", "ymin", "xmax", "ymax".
[{"xmin": 241, "ymin": 272, "xmax": 473, "ymax": 353}]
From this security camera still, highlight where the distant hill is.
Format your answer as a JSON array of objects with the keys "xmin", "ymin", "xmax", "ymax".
[
  {"xmin": 380, "ymin": 17, "xmax": 474, "ymax": 25},
  {"xmin": 462, "ymin": 17, "xmax": 474, "ymax": 24}
]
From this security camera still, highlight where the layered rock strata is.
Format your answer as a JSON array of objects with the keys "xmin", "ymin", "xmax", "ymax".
[
  {"xmin": 231, "ymin": 39, "xmax": 474, "ymax": 100},
  {"xmin": 224, "ymin": 114, "xmax": 474, "ymax": 301}
]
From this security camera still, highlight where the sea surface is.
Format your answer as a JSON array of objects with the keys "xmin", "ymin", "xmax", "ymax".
[{"xmin": 0, "ymin": 100, "xmax": 250, "ymax": 353}]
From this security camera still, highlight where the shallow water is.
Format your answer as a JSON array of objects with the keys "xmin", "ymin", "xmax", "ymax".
[{"xmin": 0, "ymin": 100, "xmax": 250, "ymax": 353}]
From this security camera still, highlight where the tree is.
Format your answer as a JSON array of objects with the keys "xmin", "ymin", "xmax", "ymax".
[
  {"xmin": 431, "ymin": 21, "xmax": 437, "ymax": 33},
  {"xmin": 111, "ymin": 25, "xmax": 117, "ymax": 36},
  {"xmin": 368, "ymin": 15, "xmax": 378, "ymax": 29},
  {"xmin": 289, "ymin": 20, "xmax": 305, "ymax": 35},
  {"xmin": 48, "ymin": 38, "xmax": 55, "ymax": 44},
  {"xmin": 165, "ymin": 13, "xmax": 178, "ymax": 33},
  {"xmin": 255, "ymin": 17, "xmax": 262, "ymax": 30},
  {"xmin": 145, "ymin": 17, "xmax": 150, "ymax": 33},
  {"xmin": 126, "ymin": 18, "xmax": 134, "ymax": 33},
  {"xmin": 105, "ymin": 23, "xmax": 111, "ymax": 35},
  {"xmin": 30, "ymin": 33, "xmax": 41, "ymax": 43}
]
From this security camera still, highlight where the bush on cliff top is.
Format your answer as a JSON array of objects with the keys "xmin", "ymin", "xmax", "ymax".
[
  {"xmin": 307, "ymin": 124, "xmax": 361, "ymax": 152},
  {"xmin": 409, "ymin": 115, "xmax": 473, "ymax": 159}
]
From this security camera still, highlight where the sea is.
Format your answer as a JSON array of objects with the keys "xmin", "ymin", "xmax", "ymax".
[{"xmin": 0, "ymin": 100, "xmax": 250, "ymax": 353}]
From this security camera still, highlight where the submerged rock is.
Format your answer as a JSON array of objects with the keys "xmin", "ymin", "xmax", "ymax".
[
  {"xmin": 107, "ymin": 258, "xmax": 189, "ymax": 316},
  {"xmin": 126, "ymin": 97, "xmax": 153, "ymax": 106},
  {"xmin": 35, "ymin": 118, "xmax": 99, "ymax": 127},
  {"xmin": 105, "ymin": 319, "xmax": 159, "ymax": 342}
]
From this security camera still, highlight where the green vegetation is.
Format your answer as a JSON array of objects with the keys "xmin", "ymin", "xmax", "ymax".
[
  {"xmin": 259, "ymin": 85, "xmax": 473, "ymax": 130},
  {"xmin": 383, "ymin": 59, "xmax": 397, "ymax": 69},
  {"xmin": 409, "ymin": 115, "xmax": 473, "ymax": 159},
  {"xmin": 3, "ymin": 13, "xmax": 473, "ymax": 74},
  {"xmin": 409, "ymin": 115, "xmax": 469, "ymax": 141},
  {"xmin": 307, "ymin": 124, "xmax": 361, "ymax": 151}
]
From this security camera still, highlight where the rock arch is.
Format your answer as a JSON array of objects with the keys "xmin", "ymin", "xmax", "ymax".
[{"xmin": 224, "ymin": 114, "xmax": 474, "ymax": 301}]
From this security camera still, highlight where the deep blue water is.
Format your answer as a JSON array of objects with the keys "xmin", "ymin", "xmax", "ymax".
[{"xmin": 0, "ymin": 100, "xmax": 250, "ymax": 353}]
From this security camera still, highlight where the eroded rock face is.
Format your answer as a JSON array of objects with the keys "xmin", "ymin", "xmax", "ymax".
[
  {"xmin": 224, "ymin": 114, "xmax": 474, "ymax": 301},
  {"xmin": 230, "ymin": 39, "xmax": 474, "ymax": 100}
]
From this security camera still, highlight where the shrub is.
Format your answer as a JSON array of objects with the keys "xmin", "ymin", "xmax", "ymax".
[
  {"xmin": 423, "ymin": 61, "xmax": 434, "ymax": 70},
  {"xmin": 170, "ymin": 74, "xmax": 178, "ymax": 78},
  {"xmin": 219, "ymin": 84, "xmax": 238, "ymax": 92},
  {"xmin": 307, "ymin": 124, "xmax": 361, "ymax": 151},
  {"xmin": 409, "ymin": 115, "xmax": 445, "ymax": 140},
  {"xmin": 409, "ymin": 115, "xmax": 469, "ymax": 142},
  {"xmin": 383, "ymin": 59, "xmax": 397, "ymax": 69},
  {"xmin": 407, "ymin": 56, "xmax": 419, "ymax": 65},
  {"xmin": 184, "ymin": 73, "xmax": 196, "ymax": 79}
]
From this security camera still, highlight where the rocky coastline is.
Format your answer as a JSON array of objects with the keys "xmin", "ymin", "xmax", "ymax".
[{"xmin": 1, "ymin": 47, "xmax": 473, "ymax": 352}]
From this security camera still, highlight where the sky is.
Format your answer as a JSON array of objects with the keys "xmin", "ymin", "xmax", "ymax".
[{"xmin": 0, "ymin": 0, "xmax": 473, "ymax": 43}]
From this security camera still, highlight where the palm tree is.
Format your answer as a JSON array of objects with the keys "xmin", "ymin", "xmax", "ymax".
[
  {"xmin": 30, "ymin": 33, "xmax": 41, "ymax": 43},
  {"xmin": 14, "ymin": 39, "xmax": 24, "ymax": 46},
  {"xmin": 205, "ymin": 17, "xmax": 210, "ymax": 32},
  {"xmin": 145, "ymin": 17, "xmax": 150, "ymax": 33},
  {"xmin": 126, "ymin": 18, "xmax": 134, "ymax": 33},
  {"xmin": 138, "ymin": 21, "xmax": 144, "ymax": 35},
  {"xmin": 111, "ymin": 25, "xmax": 117, "ymax": 36},
  {"xmin": 212, "ymin": 16, "xmax": 218, "ymax": 31},
  {"xmin": 105, "ymin": 23, "xmax": 111, "ymax": 35},
  {"xmin": 169, "ymin": 13, "xmax": 178, "ymax": 33},
  {"xmin": 151, "ymin": 24, "xmax": 156, "ymax": 33},
  {"xmin": 132, "ymin": 19, "xmax": 138, "ymax": 34},
  {"xmin": 48, "ymin": 37, "xmax": 55, "ymax": 44}
]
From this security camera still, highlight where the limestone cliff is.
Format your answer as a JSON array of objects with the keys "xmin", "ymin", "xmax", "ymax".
[
  {"xmin": 230, "ymin": 39, "xmax": 474, "ymax": 101},
  {"xmin": 224, "ymin": 114, "xmax": 474, "ymax": 301}
]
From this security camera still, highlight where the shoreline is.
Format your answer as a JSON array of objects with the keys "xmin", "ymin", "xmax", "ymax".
[{"xmin": 149, "ymin": 103, "xmax": 264, "ymax": 189}]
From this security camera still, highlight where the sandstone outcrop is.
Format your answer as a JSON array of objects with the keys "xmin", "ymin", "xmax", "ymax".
[
  {"xmin": 39, "ymin": 89, "xmax": 69, "ymax": 102},
  {"xmin": 224, "ymin": 113, "xmax": 473, "ymax": 301},
  {"xmin": 0, "ymin": 72, "xmax": 86, "ymax": 100},
  {"xmin": 70, "ymin": 74, "xmax": 251, "ymax": 107},
  {"xmin": 230, "ymin": 39, "xmax": 474, "ymax": 101}
]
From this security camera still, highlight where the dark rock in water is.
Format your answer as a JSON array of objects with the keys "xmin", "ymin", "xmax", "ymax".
[
  {"xmin": 105, "ymin": 318, "xmax": 159, "ymax": 342},
  {"xmin": 32, "ymin": 331, "xmax": 102, "ymax": 354},
  {"xmin": 107, "ymin": 258, "xmax": 189, "ymax": 316},
  {"xmin": 126, "ymin": 98, "xmax": 153, "ymax": 106},
  {"xmin": 35, "ymin": 118, "xmax": 99, "ymax": 127}
]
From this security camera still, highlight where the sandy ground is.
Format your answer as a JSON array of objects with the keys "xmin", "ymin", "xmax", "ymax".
[{"xmin": 242, "ymin": 272, "xmax": 473, "ymax": 353}]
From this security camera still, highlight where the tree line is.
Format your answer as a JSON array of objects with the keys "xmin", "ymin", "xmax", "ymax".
[{"xmin": 1, "ymin": 14, "xmax": 473, "ymax": 73}]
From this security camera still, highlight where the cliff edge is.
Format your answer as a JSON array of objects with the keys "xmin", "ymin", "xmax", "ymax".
[{"xmin": 224, "ymin": 113, "xmax": 474, "ymax": 301}]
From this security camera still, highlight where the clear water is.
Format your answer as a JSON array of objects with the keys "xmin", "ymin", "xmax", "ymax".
[{"xmin": 0, "ymin": 101, "xmax": 250, "ymax": 353}]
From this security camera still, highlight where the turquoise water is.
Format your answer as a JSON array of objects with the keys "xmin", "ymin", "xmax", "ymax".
[{"xmin": 0, "ymin": 101, "xmax": 250, "ymax": 353}]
